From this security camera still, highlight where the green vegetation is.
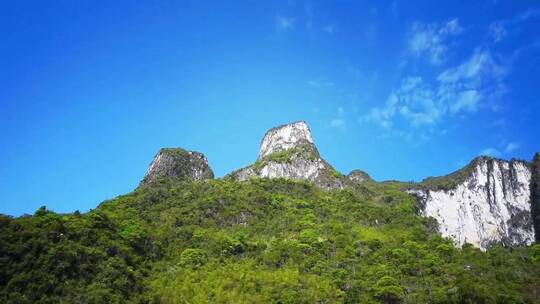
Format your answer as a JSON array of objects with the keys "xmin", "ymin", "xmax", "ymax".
[
  {"xmin": 251, "ymin": 145, "xmax": 320, "ymax": 174},
  {"xmin": 159, "ymin": 148, "xmax": 190, "ymax": 158},
  {"xmin": 266, "ymin": 148, "xmax": 300, "ymax": 163},
  {"xmin": 416, "ymin": 158, "xmax": 481, "ymax": 191},
  {"xmin": 264, "ymin": 145, "xmax": 319, "ymax": 163},
  {"xmin": 1, "ymin": 178, "xmax": 539, "ymax": 303}
]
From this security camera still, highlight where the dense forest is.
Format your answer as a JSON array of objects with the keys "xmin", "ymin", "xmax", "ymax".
[{"xmin": 1, "ymin": 177, "xmax": 539, "ymax": 303}]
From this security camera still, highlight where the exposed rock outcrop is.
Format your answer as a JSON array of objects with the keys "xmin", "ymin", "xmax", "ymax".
[
  {"xmin": 138, "ymin": 123, "xmax": 536, "ymax": 252},
  {"xmin": 228, "ymin": 121, "xmax": 346, "ymax": 190},
  {"xmin": 530, "ymin": 153, "xmax": 540, "ymax": 242},
  {"xmin": 141, "ymin": 148, "xmax": 214, "ymax": 185},
  {"xmin": 258, "ymin": 121, "xmax": 315, "ymax": 159},
  {"xmin": 347, "ymin": 170, "xmax": 373, "ymax": 184},
  {"xmin": 409, "ymin": 156, "xmax": 535, "ymax": 250}
]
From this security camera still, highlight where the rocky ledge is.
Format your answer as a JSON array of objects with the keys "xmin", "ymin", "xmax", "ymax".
[
  {"xmin": 141, "ymin": 148, "xmax": 214, "ymax": 185},
  {"xmin": 228, "ymin": 121, "xmax": 368, "ymax": 190}
]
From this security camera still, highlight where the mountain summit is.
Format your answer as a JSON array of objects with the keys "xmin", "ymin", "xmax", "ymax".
[
  {"xmin": 137, "ymin": 121, "xmax": 537, "ymax": 251},
  {"xmin": 228, "ymin": 121, "xmax": 352, "ymax": 189},
  {"xmin": 258, "ymin": 121, "xmax": 315, "ymax": 159},
  {"xmin": 141, "ymin": 148, "xmax": 214, "ymax": 185},
  {"xmin": 2, "ymin": 121, "xmax": 540, "ymax": 303}
]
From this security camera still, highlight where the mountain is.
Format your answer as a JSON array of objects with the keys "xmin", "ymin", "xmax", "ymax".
[
  {"xmin": 141, "ymin": 148, "xmax": 214, "ymax": 186},
  {"xmin": 228, "ymin": 121, "xmax": 367, "ymax": 190},
  {"xmin": 1, "ymin": 121, "xmax": 539, "ymax": 303},
  {"xmin": 409, "ymin": 156, "xmax": 536, "ymax": 250}
]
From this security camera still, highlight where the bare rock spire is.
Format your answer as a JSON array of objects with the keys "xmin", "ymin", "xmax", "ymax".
[
  {"xmin": 141, "ymin": 148, "xmax": 214, "ymax": 185},
  {"xmin": 258, "ymin": 121, "xmax": 315, "ymax": 159},
  {"xmin": 228, "ymin": 121, "xmax": 346, "ymax": 190}
]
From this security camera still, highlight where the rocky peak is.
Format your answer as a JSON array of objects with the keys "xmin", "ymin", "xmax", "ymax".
[
  {"xmin": 347, "ymin": 170, "xmax": 372, "ymax": 183},
  {"xmin": 141, "ymin": 148, "xmax": 214, "ymax": 186},
  {"xmin": 258, "ymin": 121, "xmax": 315, "ymax": 159},
  {"xmin": 409, "ymin": 155, "xmax": 535, "ymax": 250},
  {"xmin": 229, "ymin": 121, "xmax": 345, "ymax": 190}
]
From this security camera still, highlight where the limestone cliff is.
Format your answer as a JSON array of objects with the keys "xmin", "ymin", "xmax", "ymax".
[
  {"xmin": 228, "ymin": 121, "xmax": 347, "ymax": 190},
  {"xmin": 138, "ymin": 123, "xmax": 537, "ymax": 252},
  {"xmin": 141, "ymin": 148, "xmax": 214, "ymax": 185},
  {"xmin": 409, "ymin": 156, "xmax": 535, "ymax": 250}
]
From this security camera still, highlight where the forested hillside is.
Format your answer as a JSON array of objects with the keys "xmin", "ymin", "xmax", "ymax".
[{"xmin": 2, "ymin": 178, "xmax": 539, "ymax": 303}]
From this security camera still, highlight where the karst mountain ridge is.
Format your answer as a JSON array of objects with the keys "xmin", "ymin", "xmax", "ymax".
[{"xmin": 141, "ymin": 121, "xmax": 540, "ymax": 250}]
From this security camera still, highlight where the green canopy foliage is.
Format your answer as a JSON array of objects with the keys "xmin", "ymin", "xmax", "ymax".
[{"xmin": 1, "ymin": 178, "xmax": 539, "ymax": 303}]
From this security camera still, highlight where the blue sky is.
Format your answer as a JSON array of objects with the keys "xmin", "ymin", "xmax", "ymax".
[{"xmin": 1, "ymin": 1, "xmax": 539, "ymax": 215}]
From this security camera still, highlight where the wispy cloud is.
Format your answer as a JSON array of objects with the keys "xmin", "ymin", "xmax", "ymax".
[
  {"xmin": 364, "ymin": 48, "xmax": 506, "ymax": 138},
  {"xmin": 479, "ymin": 142, "xmax": 519, "ymax": 158},
  {"xmin": 437, "ymin": 48, "xmax": 504, "ymax": 83},
  {"xmin": 276, "ymin": 15, "xmax": 295, "ymax": 31},
  {"xmin": 438, "ymin": 48, "xmax": 506, "ymax": 112},
  {"xmin": 504, "ymin": 142, "xmax": 519, "ymax": 153},
  {"xmin": 328, "ymin": 106, "xmax": 347, "ymax": 129},
  {"xmin": 488, "ymin": 8, "xmax": 540, "ymax": 43},
  {"xmin": 408, "ymin": 18, "xmax": 463, "ymax": 65},
  {"xmin": 363, "ymin": 75, "xmax": 446, "ymax": 133}
]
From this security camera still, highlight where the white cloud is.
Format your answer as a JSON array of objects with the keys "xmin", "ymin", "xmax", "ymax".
[
  {"xmin": 364, "ymin": 76, "xmax": 442, "ymax": 128},
  {"xmin": 478, "ymin": 143, "xmax": 519, "ymax": 159},
  {"xmin": 438, "ymin": 48, "xmax": 505, "ymax": 113},
  {"xmin": 409, "ymin": 18, "xmax": 463, "ymax": 65},
  {"xmin": 440, "ymin": 18, "xmax": 462, "ymax": 35},
  {"xmin": 437, "ymin": 49, "xmax": 504, "ymax": 84},
  {"xmin": 396, "ymin": 77, "xmax": 442, "ymax": 126},
  {"xmin": 364, "ymin": 48, "xmax": 507, "ymax": 137},
  {"xmin": 276, "ymin": 15, "xmax": 295, "ymax": 31},
  {"xmin": 480, "ymin": 148, "xmax": 502, "ymax": 158},
  {"xmin": 363, "ymin": 93, "xmax": 399, "ymax": 129},
  {"xmin": 504, "ymin": 142, "xmax": 519, "ymax": 153},
  {"xmin": 449, "ymin": 89, "xmax": 482, "ymax": 113},
  {"xmin": 487, "ymin": 9, "xmax": 539, "ymax": 43}
]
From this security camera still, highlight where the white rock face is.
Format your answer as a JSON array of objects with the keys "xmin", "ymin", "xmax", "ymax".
[
  {"xmin": 230, "ymin": 121, "xmax": 346, "ymax": 190},
  {"xmin": 259, "ymin": 158, "xmax": 324, "ymax": 180},
  {"xmin": 141, "ymin": 148, "xmax": 214, "ymax": 185},
  {"xmin": 233, "ymin": 153, "xmax": 344, "ymax": 190},
  {"xmin": 259, "ymin": 121, "xmax": 314, "ymax": 159},
  {"xmin": 410, "ymin": 158, "xmax": 534, "ymax": 250}
]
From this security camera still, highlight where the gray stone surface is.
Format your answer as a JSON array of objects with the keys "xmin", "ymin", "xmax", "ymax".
[
  {"xmin": 228, "ymin": 121, "xmax": 347, "ymax": 190},
  {"xmin": 141, "ymin": 148, "xmax": 214, "ymax": 185},
  {"xmin": 409, "ymin": 157, "xmax": 535, "ymax": 250}
]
